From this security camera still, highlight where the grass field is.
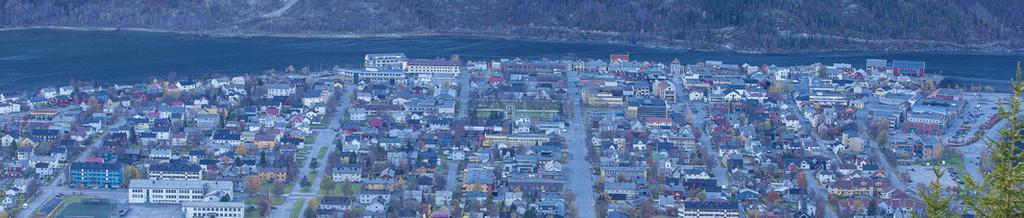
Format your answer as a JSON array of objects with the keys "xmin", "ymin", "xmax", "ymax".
[
  {"xmin": 289, "ymin": 199, "xmax": 305, "ymax": 218},
  {"xmin": 57, "ymin": 202, "xmax": 115, "ymax": 218},
  {"xmin": 304, "ymin": 132, "xmax": 319, "ymax": 144},
  {"xmin": 945, "ymin": 151, "xmax": 968, "ymax": 175},
  {"xmin": 317, "ymin": 147, "xmax": 328, "ymax": 159},
  {"xmin": 318, "ymin": 183, "xmax": 361, "ymax": 196}
]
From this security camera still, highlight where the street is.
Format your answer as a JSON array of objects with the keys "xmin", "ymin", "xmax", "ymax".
[
  {"xmin": 670, "ymin": 75, "xmax": 731, "ymax": 188},
  {"xmin": 564, "ymin": 71, "xmax": 596, "ymax": 218},
  {"xmin": 272, "ymin": 86, "xmax": 353, "ymax": 218}
]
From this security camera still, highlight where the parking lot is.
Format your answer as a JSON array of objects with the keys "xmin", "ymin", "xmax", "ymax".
[
  {"xmin": 902, "ymin": 165, "xmax": 958, "ymax": 189},
  {"xmin": 947, "ymin": 93, "xmax": 1008, "ymax": 144}
]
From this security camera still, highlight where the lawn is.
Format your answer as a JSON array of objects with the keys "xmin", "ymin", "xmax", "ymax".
[
  {"xmin": 257, "ymin": 181, "xmax": 295, "ymax": 196},
  {"xmin": 317, "ymin": 147, "xmax": 328, "ymax": 159},
  {"xmin": 945, "ymin": 151, "xmax": 968, "ymax": 175},
  {"xmin": 63, "ymin": 194, "xmax": 93, "ymax": 203},
  {"xmin": 289, "ymin": 199, "xmax": 305, "ymax": 218},
  {"xmin": 244, "ymin": 209, "xmax": 261, "ymax": 218},
  {"xmin": 319, "ymin": 183, "xmax": 361, "ymax": 196},
  {"xmin": 304, "ymin": 132, "xmax": 319, "ymax": 144},
  {"xmin": 245, "ymin": 195, "xmax": 285, "ymax": 206}
]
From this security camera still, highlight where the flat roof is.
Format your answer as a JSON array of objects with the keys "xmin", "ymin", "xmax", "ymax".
[
  {"xmin": 129, "ymin": 179, "xmax": 232, "ymax": 190},
  {"xmin": 181, "ymin": 201, "xmax": 244, "ymax": 208}
]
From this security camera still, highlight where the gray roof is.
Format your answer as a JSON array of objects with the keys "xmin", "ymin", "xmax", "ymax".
[
  {"xmin": 129, "ymin": 179, "xmax": 232, "ymax": 191},
  {"xmin": 181, "ymin": 201, "xmax": 244, "ymax": 208}
]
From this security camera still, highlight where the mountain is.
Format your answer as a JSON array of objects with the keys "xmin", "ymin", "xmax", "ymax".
[{"xmin": 2, "ymin": 0, "xmax": 1023, "ymax": 52}]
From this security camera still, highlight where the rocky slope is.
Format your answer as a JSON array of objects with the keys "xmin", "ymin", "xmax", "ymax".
[{"xmin": 3, "ymin": 0, "xmax": 1023, "ymax": 52}]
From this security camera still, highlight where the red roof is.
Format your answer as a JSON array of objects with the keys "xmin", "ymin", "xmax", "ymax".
[
  {"xmin": 644, "ymin": 117, "xmax": 673, "ymax": 124},
  {"xmin": 368, "ymin": 119, "xmax": 384, "ymax": 127},
  {"xmin": 488, "ymin": 76, "xmax": 506, "ymax": 83}
]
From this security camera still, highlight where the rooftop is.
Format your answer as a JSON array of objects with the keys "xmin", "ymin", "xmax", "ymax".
[{"xmin": 129, "ymin": 179, "xmax": 232, "ymax": 190}]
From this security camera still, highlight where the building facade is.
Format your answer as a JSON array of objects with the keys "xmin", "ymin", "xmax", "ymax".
[
  {"xmin": 68, "ymin": 162, "xmax": 123, "ymax": 188},
  {"xmin": 678, "ymin": 201, "xmax": 741, "ymax": 218},
  {"xmin": 181, "ymin": 201, "xmax": 245, "ymax": 218},
  {"xmin": 128, "ymin": 179, "xmax": 233, "ymax": 204},
  {"xmin": 148, "ymin": 162, "xmax": 203, "ymax": 181},
  {"xmin": 364, "ymin": 53, "xmax": 408, "ymax": 70}
]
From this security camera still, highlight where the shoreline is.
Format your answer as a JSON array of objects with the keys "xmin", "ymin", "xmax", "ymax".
[
  {"xmin": 4, "ymin": 25, "xmax": 1023, "ymax": 55},
  {"xmin": 0, "ymin": 25, "xmax": 1018, "ymax": 93}
]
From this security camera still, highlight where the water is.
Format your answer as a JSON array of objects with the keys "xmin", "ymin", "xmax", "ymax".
[{"xmin": 1, "ymin": 28, "xmax": 1023, "ymax": 91}]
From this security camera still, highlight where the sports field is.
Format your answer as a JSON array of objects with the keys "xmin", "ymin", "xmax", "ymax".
[{"xmin": 57, "ymin": 201, "xmax": 115, "ymax": 218}]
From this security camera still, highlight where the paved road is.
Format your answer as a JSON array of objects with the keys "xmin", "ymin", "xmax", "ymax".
[
  {"xmin": 783, "ymin": 104, "xmax": 842, "ymax": 217},
  {"xmin": 564, "ymin": 71, "xmax": 596, "ymax": 218},
  {"xmin": 670, "ymin": 75, "xmax": 731, "ymax": 188},
  {"xmin": 850, "ymin": 111, "xmax": 916, "ymax": 200},
  {"xmin": 690, "ymin": 102, "xmax": 731, "ymax": 188},
  {"xmin": 804, "ymin": 169, "xmax": 839, "ymax": 218},
  {"xmin": 457, "ymin": 69, "xmax": 472, "ymax": 120},
  {"xmin": 443, "ymin": 161, "xmax": 460, "ymax": 196},
  {"xmin": 273, "ymin": 86, "xmax": 353, "ymax": 218},
  {"xmin": 443, "ymin": 69, "xmax": 472, "ymax": 195},
  {"xmin": 956, "ymin": 118, "xmax": 1005, "ymax": 183}
]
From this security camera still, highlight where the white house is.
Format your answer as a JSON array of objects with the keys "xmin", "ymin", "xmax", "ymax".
[
  {"xmin": 39, "ymin": 88, "xmax": 58, "ymax": 99},
  {"xmin": 0, "ymin": 103, "xmax": 20, "ymax": 114},
  {"xmin": 58, "ymin": 86, "xmax": 74, "ymax": 96},
  {"xmin": 265, "ymin": 84, "xmax": 296, "ymax": 98},
  {"xmin": 331, "ymin": 164, "xmax": 363, "ymax": 183},
  {"xmin": 405, "ymin": 59, "xmax": 460, "ymax": 83},
  {"xmin": 783, "ymin": 114, "xmax": 801, "ymax": 130},
  {"xmin": 688, "ymin": 91, "xmax": 705, "ymax": 101}
]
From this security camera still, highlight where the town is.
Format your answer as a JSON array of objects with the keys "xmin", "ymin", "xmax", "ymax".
[{"xmin": 0, "ymin": 52, "xmax": 1005, "ymax": 218}]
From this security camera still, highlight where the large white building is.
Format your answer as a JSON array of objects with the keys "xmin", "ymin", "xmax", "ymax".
[
  {"xmin": 0, "ymin": 103, "xmax": 20, "ymax": 114},
  {"xmin": 265, "ymin": 84, "xmax": 296, "ymax": 98},
  {"xmin": 182, "ymin": 201, "xmax": 245, "ymax": 218},
  {"xmin": 406, "ymin": 59, "xmax": 460, "ymax": 82},
  {"xmin": 337, "ymin": 68, "xmax": 405, "ymax": 84},
  {"xmin": 364, "ymin": 53, "xmax": 408, "ymax": 70},
  {"xmin": 128, "ymin": 179, "xmax": 233, "ymax": 204}
]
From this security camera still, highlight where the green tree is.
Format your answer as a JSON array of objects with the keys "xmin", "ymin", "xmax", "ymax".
[
  {"xmin": 123, "ymin": 165, "xmax": 146, "ymax": 186},
  {"xmin": 920, "ymin": 167, "xmax": 954, "ymax": 218},
  {"xmin": 952, "ymin": 62, "xmax": 1024, "ymax": 218},
  {"xmin": 321, "ymin": 176, "xmax": 336, "ymax": 194},
  {"xmin": 259, "ymin": 151, "xmax": 267, "ymax": 166},
  {"xmin": 867, "ymin": 198, "xmax": 878, "ymax": 216},
  {"xmin": 6, "ymin": 141, "xmax": 16, "ymax": 159},
  {"xmin": 300, "ymin": 175, "xmax": 312, "ymax": 188},
  {"xmin": 244, "ymin": 176, "xmax": 262, "ymax": 193},
  {"xmin": 305, "ymin": 198, "xmax": 321, "ymax": 218},
  {"xmin": 272, "ymin": 180, "xmax": 286, "ymax": 196},
  {"xmin": 523, "ymin": 207, "xmax": 538, "ymax": 218},
  {"xmin": 340, "ymin": 181, "xmax": 354, "ymax": 196}
]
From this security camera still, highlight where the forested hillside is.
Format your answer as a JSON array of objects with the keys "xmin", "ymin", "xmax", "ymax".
[{"xmin": 3, "ymin": 0, "xmax": 1023, "ymax": 52}]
